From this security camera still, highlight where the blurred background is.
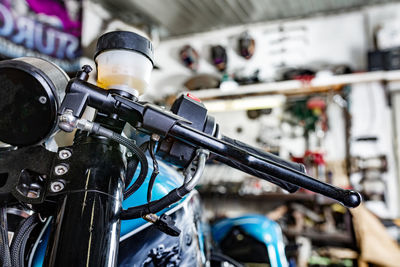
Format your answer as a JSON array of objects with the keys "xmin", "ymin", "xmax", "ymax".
[{"xmin": 1, "ymin": 0, "xmax": 400, "ymax": 266}]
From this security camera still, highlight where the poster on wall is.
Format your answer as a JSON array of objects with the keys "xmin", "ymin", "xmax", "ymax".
[{"xmin": 0, "ymin": 0, "xmax": 82, "ymax": 73}]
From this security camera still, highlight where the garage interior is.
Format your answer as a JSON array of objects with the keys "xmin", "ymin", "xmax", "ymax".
[{"xmin": 1, "ymin": 0, "xmax": 400, "ymax": 266}]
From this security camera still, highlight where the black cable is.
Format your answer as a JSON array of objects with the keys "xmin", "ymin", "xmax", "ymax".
[
  {"xmin": 0, "ymin": 206, "xmax": 11, "ymax": 267},
  {"xmin": 124, "ymin": 141, "xmax": 149, "ymax": 191},
  {"xmin": 124, "ymin": 158, "xmax": 138, "ymax": 190},
  {"xmin": 89, "ymin": 122, "xmax": 190, "ymax": 220},
  {"xmin": 88, "ymin": 123, "xmax": 188, "ymax": 219},
  {"xmin": 10, "ymin": 214, "xmax": 39, "ymax": 267},
  {"xmin": 86, "ymin": 122, "xmax": 209, "ymax": 220},
  {"xmin": 121, "ymin": 148, "xmax": 207, "ymax": 220},
  {"xmin": 123, "ymin": 140, "xmax": 149, "ymax": 199},
  {"xmin": 121, "ymin": 185, "xmax": 190, "ymax": 220},
  {"xmin": 90, "ymin": 123, "xmax": 149, "ymax": 199},
  {"xmin": 146, "ymin": 172, "xmax": 159, "ymax": 203},
  {"xmin": 147, "ymin": 140, "xmax": 159, "ymax": 202}
]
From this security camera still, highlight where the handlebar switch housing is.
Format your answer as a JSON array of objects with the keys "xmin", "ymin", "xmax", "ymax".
[{"xmin": 158, "ymin": 94, "xmax": 216, "ymax": 167}]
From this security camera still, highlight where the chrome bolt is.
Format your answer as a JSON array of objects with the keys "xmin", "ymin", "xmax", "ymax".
[
  {"xmin": 50, "ymin": 181, "xmax": 65, "ymax": 192},
  {"xmin": 54, "ymin": 164, "xmax": 68, "ymax": 175},
  {"xmin": 58, "ymin": 150, "xmax": 72, "ymax": 160},
  {"xmin": 38, "ymin": 96, "xmax": 47, "ymax": 104},
  {"xmin": 58, "ymin": 109, "xmax": 77, "ymax": 133},
  {"xmin": 126, "ymin": 151, "xmax": 133, "ymax": 158},
  {"xmin": 151, "ymin": 133, "xmax": 160, "ymax": 142}
]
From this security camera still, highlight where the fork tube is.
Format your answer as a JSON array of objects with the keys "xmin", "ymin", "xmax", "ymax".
[{"xmin": 44, "ymin": 136, "xmax": 125, "ymax": 267}]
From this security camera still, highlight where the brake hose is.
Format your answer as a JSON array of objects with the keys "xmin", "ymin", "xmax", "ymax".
[
  {"xmin": 124, "ymin": 142, "xmax": 149, "ymax": 199},
  {"xmin": 75, "ymin": 119, "xmax": 209, "ymax": 220},
  {"xmin": 76, "ymin": 120, "xmax": 149, "ymax": 199}
]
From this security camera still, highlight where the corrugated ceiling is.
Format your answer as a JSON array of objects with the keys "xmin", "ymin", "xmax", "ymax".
[{"xmin": 94, "ymin": 0, "xmax": 400, "ymax": 38}]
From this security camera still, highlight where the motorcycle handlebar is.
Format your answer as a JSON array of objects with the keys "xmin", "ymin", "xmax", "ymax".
[
  {"xmin": 56, "ymin": 77, "xmax": 361, "ymax": 208},
  {"xmin": 168, "ymin": 123, "xmax": 362, "ymax": 208}
]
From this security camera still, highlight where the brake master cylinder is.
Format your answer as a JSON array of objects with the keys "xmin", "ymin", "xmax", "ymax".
[{"xmin": 94, "ymin": 31, "xmax": 154, "ymax": 98}]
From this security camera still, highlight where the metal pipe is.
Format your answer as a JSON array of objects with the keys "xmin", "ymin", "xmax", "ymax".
[{"xmin": 184, "ymin": 149, "xmax": 208, "ymax": 191}]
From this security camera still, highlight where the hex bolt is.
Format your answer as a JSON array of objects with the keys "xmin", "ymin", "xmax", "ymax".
[
  {"xmin": 50, "ymin": 181, "xmax": 65, "ymax": 192},
  {"xmin": 151, "ymin": 134, "xmax": 160, "ymax": 142},
  {"xmin": 78, "ymin": 65, "xmax": 93, "ymax": 81},
  {"xmin": 82, "ymin": 65, "xmax": 93, "ymax": 74},
  {"xmin": 54, "ymin": 164, "xmax": 68, "ymax": 176},
  {"xmin": 38, "ymin": 96, "xmax": 47, "ymax": 104},
  {"xmin": 58, "ymin": 149, "xmax": 72, "ymax": 160},
  {"xmin": 126, "ymin": 151, "xmax": 133, "ymax": 158}
]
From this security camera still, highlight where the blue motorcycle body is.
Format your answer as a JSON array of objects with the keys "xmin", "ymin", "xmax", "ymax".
[{"xmin": 211, "ymin": 214, "xmax": 288, "ymax": 267}]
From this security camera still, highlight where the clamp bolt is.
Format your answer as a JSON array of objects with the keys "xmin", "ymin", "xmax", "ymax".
[
  {"xmin": 58, "ymin": 150, "xmax": 72, "ymax": 160},
  {"xmin": 54, "ymin": 164, "xmax": 68, "ymax": 175},
  {"xmin": 50, "ymin": 181, "xmax": 65, "ymax": 192},
  {"xmin": 38, "ymin": 96, "xmax": 47, "ymax": 104}
]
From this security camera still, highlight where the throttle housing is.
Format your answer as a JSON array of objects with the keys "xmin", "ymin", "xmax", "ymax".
[{"xmin": 158, "ymin": 94, "xmax": 217, "ymax": 167}]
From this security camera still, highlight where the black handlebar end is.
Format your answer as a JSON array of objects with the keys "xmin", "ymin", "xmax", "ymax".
[{"xmin": 342, "ymin": 190, "xmax": 362, "ymax": 208}]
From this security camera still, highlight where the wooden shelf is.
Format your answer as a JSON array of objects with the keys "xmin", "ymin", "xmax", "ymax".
[{"xmin": 184, "ymin": 70, "xmax": 400, "ymax": 101}]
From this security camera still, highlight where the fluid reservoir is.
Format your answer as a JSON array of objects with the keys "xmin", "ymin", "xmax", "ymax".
[{"xmin": 94, "ymin": 31, "xmax": 154, "ymax": 98}]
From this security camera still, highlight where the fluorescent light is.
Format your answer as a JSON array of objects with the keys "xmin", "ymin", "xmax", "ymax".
[{"xmin": 203, "ymin": 95, "xmax": 286, "ymax": 112}]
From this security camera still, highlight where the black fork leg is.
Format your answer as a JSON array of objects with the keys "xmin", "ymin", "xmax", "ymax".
[{"xmin": 44, "ymin": 137, "xmax": 125, "ymax": 267}]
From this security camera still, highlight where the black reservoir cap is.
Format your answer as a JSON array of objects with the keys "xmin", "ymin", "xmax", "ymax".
[{"xmin": 94, "ymin": 31, "xmax": 154, "ymax": 66}]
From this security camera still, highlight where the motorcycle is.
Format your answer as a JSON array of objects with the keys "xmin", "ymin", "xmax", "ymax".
[{"xmin": 0, "ymin": 31, "xmax": 361, "ymax": 267}]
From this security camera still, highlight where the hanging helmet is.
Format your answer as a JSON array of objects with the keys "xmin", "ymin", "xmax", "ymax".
[
  {"xmin": 211, "ymin": 45, "xmax": 228, "ymax": 72},
  {"xmin": 180, "ymin": 45, "xmax": 200, "ymax": 72},
  {"xmin": 239, "ymin": 32, "xmax": 255, "ymax": 59}
]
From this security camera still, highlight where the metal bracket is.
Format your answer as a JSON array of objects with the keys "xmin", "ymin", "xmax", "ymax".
[{"xmin": 0, "ymin": 146, "xmax": 55, "ymax": 204}]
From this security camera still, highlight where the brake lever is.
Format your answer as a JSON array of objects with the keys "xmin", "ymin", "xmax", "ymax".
[{"xmin": 168, "ymin": 123, "xmax": 362, "ymax": 208}]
